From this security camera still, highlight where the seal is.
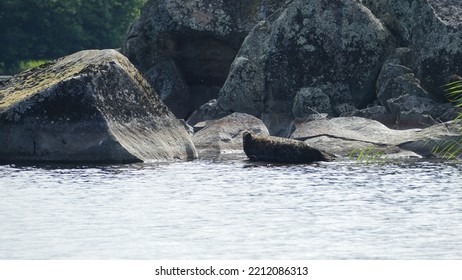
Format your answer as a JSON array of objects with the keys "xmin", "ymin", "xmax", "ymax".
[{"xmin": 243, "ymin": 131, "xmax": 334, "ymax": 164}]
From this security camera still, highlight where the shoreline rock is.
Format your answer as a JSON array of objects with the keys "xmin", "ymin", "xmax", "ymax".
[
  {"xmin": 0, "ymin": 49, "xmax": 197, "ymax": 164},
  {"xmin": 291, "ymin": 116, "xmax": 462, "ymax": 159},
  {"xmin": 3, "ymin": 1, "xmax": 462, "ymax": 164}
]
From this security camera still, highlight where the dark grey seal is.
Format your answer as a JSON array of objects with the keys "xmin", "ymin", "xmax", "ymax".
[{"xmin": 243, "ymin": 131, "xmax": 334, "ymax": 164}]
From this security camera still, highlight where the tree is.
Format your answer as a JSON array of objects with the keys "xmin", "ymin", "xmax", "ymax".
[{"xmin": 0, "ymin": 0, "xmax": 147, "ymax": 74}]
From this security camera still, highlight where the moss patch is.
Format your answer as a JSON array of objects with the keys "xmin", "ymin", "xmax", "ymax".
[{"xmin": 0, "ymin": 50, "xmax": 122, "ymax": 112}]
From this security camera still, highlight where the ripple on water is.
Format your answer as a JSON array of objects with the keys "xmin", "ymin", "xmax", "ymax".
[{"xmin": 0, "ymin": 160, "xmax": 461, "ymax": 259}]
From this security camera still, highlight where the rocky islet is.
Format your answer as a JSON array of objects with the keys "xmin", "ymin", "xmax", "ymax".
[{"xmin": 1, "ymin": 0, "xmax": 462, "ymax": 163}]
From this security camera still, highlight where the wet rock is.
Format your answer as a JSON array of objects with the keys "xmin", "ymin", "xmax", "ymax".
[
  {"xmin": 192, "ymin": 112, "xmax": 269, "ymax": 157},
  {"xmin": 290, "ymin": 116, "xmax": 461, "ymax": 159},
  {"xmin": 122, "ymin": 0, "xmax": 287, "ymax": 118},
  {"xmin": 243, "ymin": 131, "xmax": 334, "ymax": 164},
  {"xmin": 218, "ymin": 0, "xmax": 395, "ymax": 135},
  {"xmin": 0, "ymin": 50, "xmax": 197, "ymax": 163}
]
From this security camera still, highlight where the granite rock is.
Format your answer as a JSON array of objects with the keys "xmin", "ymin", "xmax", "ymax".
[{"xmin": 0, "ymin": 50, "xmax": 197, "ymax": 163}]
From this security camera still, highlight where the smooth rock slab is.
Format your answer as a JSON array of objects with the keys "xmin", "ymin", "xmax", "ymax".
[
  {"xmin": 0, "ymin": 49, "xmax": 197, "ymax": 163},
  {"xmin": 291, "ymin": 116, "xmax": 462, "ymax": 158}
]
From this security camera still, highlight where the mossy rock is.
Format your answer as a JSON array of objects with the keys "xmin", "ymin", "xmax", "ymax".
[{"xmin": 0, "ymin": 49, "xmax": 197, "ymax": 163}]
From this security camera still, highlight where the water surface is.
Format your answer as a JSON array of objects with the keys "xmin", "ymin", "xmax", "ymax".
[{"xmin": 1, "ymin": 158, "xmax": 461, "ymax": 259}]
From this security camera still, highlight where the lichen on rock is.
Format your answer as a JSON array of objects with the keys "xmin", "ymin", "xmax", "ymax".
[
  {"xmin": 122, "ymin": 0, "xmax": 287, "ymax": 118},
  {"xmin": 217, "ymin": 0, "xmax": 395, "ymax": 135},
  {"xmin": 0, "ymin": 49, "xmax": 197, "ymax": 163}
]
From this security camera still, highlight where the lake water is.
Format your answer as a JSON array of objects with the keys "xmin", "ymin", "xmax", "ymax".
[{"xmin": 1, "ymin": 157, "xmax": 462, "ymax": 259}]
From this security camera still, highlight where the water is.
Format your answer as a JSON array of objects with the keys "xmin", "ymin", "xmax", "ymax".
[{"xmin": 1, "ymin": 158, "xmax": 462, "ymax": 259}]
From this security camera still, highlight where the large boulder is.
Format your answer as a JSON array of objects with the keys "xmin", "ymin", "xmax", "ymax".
[
  {"xmin": 291, "ymin": 117, "xmax": 462, "ymax": 159},
  {"xmin": 218, "ymin": 0, "xmax": 395, "ymax": 135},
  {"xmin": 122, "ymin": 0, "xmax": 287, "ymax": 118},
  {"xmin": 192, "ymin": 112, "xmax": 269, "ymax": 157},
  {"xmin": 0, "ymin": 50, "xmax": 197, "ymax": 163}
]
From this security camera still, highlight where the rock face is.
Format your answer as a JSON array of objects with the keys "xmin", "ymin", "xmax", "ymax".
[
  {"xmin": 291, "ymin": 117, "xmax": 462, "ymax": 159},
  {"xmin": 218, "ymin": 0, "xmax": 395, "ymax": 135},
  {"xmin": 119, "ymin": 0, "xmax": 462, "ymax": 136},
  {"xmin": 0, "ymin": 50, "xmax": 197, "ymax": 163},
  {"xmin": 123, "ymin": 0, "xmax": 462, "ymax": 135},
  {"xmin": 361, "ymin": 0, "xmax": 462, "ymax": 97},
  {"xmin": 375, "ymin": 47, "xmax": 460, "ymax": 127},
  {"xmin": 122, "ymin": 0, "xmax": 287, "ymax": 118},
  {"xmin": 243, "ymin": 131, "xmax": 334, "ymax": 163},
  {"xmin": 192, "ymin": 112, "xmax": 269, "ymax": 157}
]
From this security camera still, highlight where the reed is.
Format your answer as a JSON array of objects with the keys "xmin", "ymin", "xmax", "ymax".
[
  {"xmin": 443, "ymin": 80, "xmax": 462, "ymax": 119},
  {"xmin": 431, "ymin": 80, "xmax": 462, "ymax": 160}
]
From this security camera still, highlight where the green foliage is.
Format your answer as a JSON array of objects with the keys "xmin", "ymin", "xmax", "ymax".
[
  {"xmin": 18, "ymin": 60, "xmax": 49, "ymax": 72},
  {"xmin": 431, "ymin": 137, "xmax": 462, "ymax": 160},
  {"xmin": 443, "ymin": 80, "xmax": 462, "ymax": 119},
  {"xmin": 0, "ymin": 0, "xmax": 147, "ymax": 74},
  {"xmin": 348, "ymin": 147, "xmax": 390, "ymax": 165},
  {"xmin": 430, "ymin": 80, "xmax": 462, "ymax": 160}
]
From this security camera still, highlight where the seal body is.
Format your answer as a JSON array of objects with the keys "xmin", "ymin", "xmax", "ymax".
[{"xmin": 243, "ymin": 131, "xmax": 334, "ymax": 163}]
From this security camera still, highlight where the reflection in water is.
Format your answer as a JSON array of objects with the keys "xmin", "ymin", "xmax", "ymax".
[{"xmin": 0, "ymin": 159, "xmax": 461, "ymax": 259}]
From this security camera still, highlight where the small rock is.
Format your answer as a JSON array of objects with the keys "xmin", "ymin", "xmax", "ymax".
[{"xmin": 192, "ymin": 112, "xmax": 269, "ymax": 157}]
